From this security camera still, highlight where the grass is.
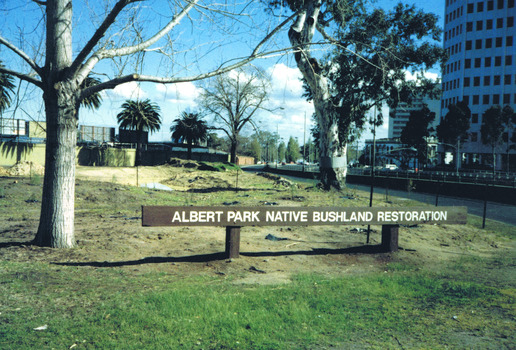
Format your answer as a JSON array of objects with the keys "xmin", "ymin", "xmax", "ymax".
[
  {"xmin": 0, "ymin": 165, "xmax": 515, "ymax": 349},
  {"xmin": 1, "ymin": 261, "xmax": 513, "ymax": 350}
]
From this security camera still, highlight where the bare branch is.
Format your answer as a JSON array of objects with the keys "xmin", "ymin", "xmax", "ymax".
[
  {"xmin": 0, "ymin": 65, "xmax": 42, "ymax": 88},
  {"xmin": 0, "ymin": 35, "xmax": 43, "ymax": 78},
  {"xmin": 78, "ymin": 0, "xmax": 198, "ymax": 83},
  {"xmin": 81, "ymin": 11, "xmax": 297, "ymax": 101},
  {"xmin": 71, "ymin": 0, "xmax": 142, "ymax": 79}
]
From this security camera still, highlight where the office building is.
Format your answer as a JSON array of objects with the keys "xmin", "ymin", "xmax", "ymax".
[{"xmin": 442, "ymin": 0, "xmax": 515, "ymax": 170}]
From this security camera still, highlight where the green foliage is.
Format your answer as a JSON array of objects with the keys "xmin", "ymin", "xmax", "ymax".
[
  {"xmin": 117, "ymin": 99, "xmax": 162, "ymax": 133},
  {"xmin": 286, "ymin": 136, "xmax": 300, "ymax": 163},
  {"xmin": 170, "ymin": 112, "xmax": 208, "ymax": 159},
  {"xmin": 437, "ymin": 101, "xmax": 471, "ymax": 144},
  {"xmin": 481, "ymin": 106, "xmax": 505, "ymax": 149},
  {"xmin": 0, "ymin": 60, "xmax": 15, "ymax": 113},
  {"xmin": 79, "ymin": 76, "xmax": 103, "ymax": 110},
  {"xmin": 400, "ymin": 105, "xmax": 436, "ymax": 164}
]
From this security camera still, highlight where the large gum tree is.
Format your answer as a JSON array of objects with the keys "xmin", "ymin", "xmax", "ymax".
[
  {"xmin": 0, "ymin": 0, "xmax": 294, "ymax": 248},
  {"xmin": 266, "ymin": 0, "xmax": 444, "ymax": 189}
]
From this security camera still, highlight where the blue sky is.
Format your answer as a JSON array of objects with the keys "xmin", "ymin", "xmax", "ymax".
[{"xmin": 1, "ymin": 0, "xmax": 445, "ymax": 145}]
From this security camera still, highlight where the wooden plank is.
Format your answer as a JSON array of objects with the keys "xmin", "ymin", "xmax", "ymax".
[{"xmin": 142, "ymin": 206, "xmax": 468, "ymax": 227}]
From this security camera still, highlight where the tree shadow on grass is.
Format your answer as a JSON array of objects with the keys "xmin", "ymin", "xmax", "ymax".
[
  {"xmin": 0, "ymin": 241, "xmax": 33, "ymax": 248},
  {"xmin": 53, "ymin": 244, "xmax": 388, "ymax": 268}
]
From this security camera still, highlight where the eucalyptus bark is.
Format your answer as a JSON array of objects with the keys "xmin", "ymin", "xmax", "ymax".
[{"xmin": 288, "ymin": 0, "xmax": 347, "ymax": 190}]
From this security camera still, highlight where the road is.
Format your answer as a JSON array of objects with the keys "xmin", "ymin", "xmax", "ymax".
[{"xmin": 243, "ymin": 165, "xmax": 516, "ymax": 227}]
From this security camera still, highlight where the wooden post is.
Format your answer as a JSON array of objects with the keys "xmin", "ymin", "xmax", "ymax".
[
  {"xmin": 381, "ymin": 225, "xmax": 399, "ymax": 252},
  {"xmin": 225, "ymin": 226, "xmax": 241, "ymax": 259}
]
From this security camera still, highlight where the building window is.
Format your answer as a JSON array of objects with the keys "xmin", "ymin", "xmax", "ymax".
[
  {"xmin": 497, "ymin": 18, "xmax": 504, "ymax": 28},
  {"xmin": 486, "ymin": 19, "xmax": 493, "ymax": 29},
  {"xmin": 510, "ymin": 0, "xmax": 515, "ymax": 8},
  {"xmin": 476, "ymin": 21, "xmax": 484, "ymax": 31},
  {"xmin": 493, "ymin": 94, "xmax": 500, "ymax": 104},
  {"xmin": 506, "ymin": 55, "xmax": 513, "ymax": 65},
  {"xmin": 494, "ymin": 75, "xmax": 501, "ymax": 85},
  {"xmin": 498, "ymin": 0, "xmax": 505, "ymax": 9},
  {"xmin": 474, "ymin": 76, "xmax": 481, "ymax": 86},
  {"xmin": 495, "ymin": 56, "xmax": 502, "ymax": 66},
  {"xmin": 504, "ymin": 94, "xmax": 511, "ymax": 104},
  {"xmin": 476, "ymin": 39, "xmax": 482, "ymax": 49},
  {"xmin": 505, "ymin": 75, "xmax": 512, "ymax": 84},
  {"xmin": 483, "ymin": 95, "xmax": 490, "ymax": 104},
  {"xmin": 488, "ymin": 0, "xmax": 495, "ymax": 10},
  {"xmin": 473, "ymin": 95, "xmax": 480, "ymax": 105},
  {"xmin": 465, "ymin": 59, "xmax": 471, "ymax": 68},
  {"xmin": 485, "ymin": 57, "xmax": 492, "ymax": 67},
  {"xmin": 467, "ymin": 21, "xmax": 473, "ymax": 31},
  {"xmin": 486, "ymin": 38, "xmax": 493, "ymax": 48},
  {"xmin": 508, "ymin": 36, "xmax": 514, "ymax": 46},
  {"xmin": 484, "ymin": 76, "xmax": 491, "ymax": 85},
  {"xmin": 467, "ymin": 3, "xmax": 474, "ymax": 12},
  {"xmin": 478, "ymin": 2, "xmax": 485, "ymax": 11},
  {"xmin": 466, "ymin": 40, "xmax": 472, "ymax": 50},
  {"xmin": 474, "ymin": 58, "xmax": 481, "ymax": 67},
  {"xmin": 509, "ymin": 17, "xmax": 515, "ymax": 27},
  {"xmin": 496, "ymin": 37, "xmax": 503, "ymax": 47},
  {"xmin": 463, "ymin": 95, "xmax": 470, "ymax": 104},
  {"xmin": 464, "ymin": 77, "xmax": 470, "ymax": 87}
]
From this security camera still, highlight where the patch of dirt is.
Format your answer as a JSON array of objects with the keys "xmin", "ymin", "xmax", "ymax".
[
  {"xmin": 1, "ymin": 161, "xmax": 45, "ymax": 176},
  {"xmin": 0, "ymin": 164, "xmax": 514, "ymax": 287}
]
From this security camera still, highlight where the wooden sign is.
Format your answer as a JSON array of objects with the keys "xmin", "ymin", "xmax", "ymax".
[{"xmin": 142, "ymin": 206, "xmax": 467, "ymax": 227}]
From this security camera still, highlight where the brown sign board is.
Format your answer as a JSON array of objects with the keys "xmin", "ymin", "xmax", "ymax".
[{"xmin": 142, "ymin": 206, "xmax": 467, "ymax": 227}]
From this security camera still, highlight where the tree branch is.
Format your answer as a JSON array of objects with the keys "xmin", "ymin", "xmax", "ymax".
[
  {"xmin": 71, "ymin": 0, "xmax": 142, "ymax": 80},
  {"xmin": 78, "ymin": 0, "xmax": 198, "ymax": 84},
  {"xmin": 0, "ymin": 65, "xmax": 42, "ymax": 88},
  {"xmin": 0, "ymin": 35, "xmax": 43, "ymax": 78}
]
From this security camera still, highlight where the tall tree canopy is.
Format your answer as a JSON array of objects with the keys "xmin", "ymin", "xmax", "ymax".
[
  {"xmin": 480, "ymin": 105, "xmax": 505, "ymax": 172},
  {"xmin": 117, "ymin": 99, "xmax": 162, "ymax": 165},
  {"xmin": 0, "ymin": 0, "xmax": 293, "ymax": 247},
  {"xmin": 400, "ymin": 105, "xmax": 436, "ymax": 168},
  {"xmin": 266, "ymin": 0, "xmax": 444, "ymax": 189},
  {"xmin": 199, "ymin": 67, "xmax": 270, "ymax": 163},
  {"xmin": 436, "ymin": 101, "xmax": 471, "ymax": 170}
]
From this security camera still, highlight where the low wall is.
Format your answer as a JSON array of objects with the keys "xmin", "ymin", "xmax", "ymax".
[
  {"xmin": 77, "ymin": 147, "xmax": 135, "ymax": 166},
  {"xmin": 1, "ymin": 142, "xmax": 230, "ymax": 168},
  {"xmin": 0, "ymin": 142, "xmax": 46, "ymax": 167},
  {"xmin": 347, "ymin": 174, "xmax": 516, "ymax": 206}
]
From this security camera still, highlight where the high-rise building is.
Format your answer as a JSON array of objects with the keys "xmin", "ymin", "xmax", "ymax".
[{"xmin": 442, "ymin": 0, "xmax": 515, "ymax": 170}]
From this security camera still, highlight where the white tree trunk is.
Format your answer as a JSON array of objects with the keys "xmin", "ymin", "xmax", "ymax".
[
  {"xmin": 288, "ymin": 0, "xmax": 347, "ymax": 190},
  {"xmin": 35, "ymin": 86, "xmax": 78, "ymax": 248},
  {"xmin": 34, "ymin": 0, "xmax": 77, "ymax": 248}
]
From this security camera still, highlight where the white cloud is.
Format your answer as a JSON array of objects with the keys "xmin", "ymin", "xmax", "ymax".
[
  {"xmin": 156, "ymin": 82, "xmax": 201, "ymax": 108},
  {"xmin": 404, "ymin": 70, "xmax": 440, "ymax": 82},
  {"xmin": 110, "ymin": 81, "xmax": 147, "ymax": 99},
  {"xmin": 267, "ymin": 63, "xmax": 304, "ymax": 98}
]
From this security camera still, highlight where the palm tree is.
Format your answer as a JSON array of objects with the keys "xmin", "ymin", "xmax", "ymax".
[
  {"xmin": 117, "ymin": 99, "xmax": 161, "ymax": 166},
  {"xmin": 80, "ymin": 76, "xmax": 103, "ymax": 110},
  {"xmin": 0, "ymin": 60, "xmax": 15, "ymax": 114},
  {"xmin": 170, "ymin": 112, "xmax": 208, "ymax": 160}
]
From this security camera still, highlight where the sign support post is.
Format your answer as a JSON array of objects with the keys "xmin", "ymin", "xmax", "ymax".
[
  {"xmin": 381, "ymin": 225, "xmax": 399, "ymax": 252},
  {"xmin": 225, "ymin": 226, "xmax": 241, "ymax": 259}
]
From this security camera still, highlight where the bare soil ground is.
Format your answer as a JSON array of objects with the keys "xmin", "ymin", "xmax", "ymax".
[{"xmin": 0, "ymin": 161, "xmax": 514, "ymax": 286}]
